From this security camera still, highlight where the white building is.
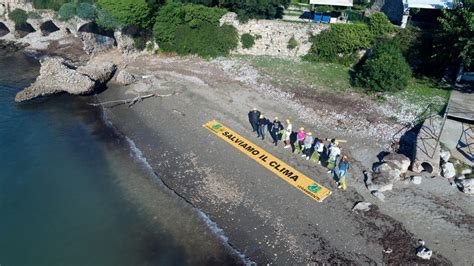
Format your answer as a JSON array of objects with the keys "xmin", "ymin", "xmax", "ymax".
[
  {"xmin": 401, "ymin": 0, "xmax": 454, "ymax": 27},
  {"xmin": 309, "ymin": 0, "xmax": 354, "ymax": 6}
]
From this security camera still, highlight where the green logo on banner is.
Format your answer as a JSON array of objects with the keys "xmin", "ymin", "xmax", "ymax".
[
  {"xmin": 212, "ymin": 124, "xmax": 222, "ymax": 130},
  {"xmin": 308, "ymin": 184, "xmax": 321, "ymax": 193}
]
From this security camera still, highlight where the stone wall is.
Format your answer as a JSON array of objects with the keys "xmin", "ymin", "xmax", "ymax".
[{"xmin": 220, "ymin": 12, "xmax": 328, "ymax": 58}]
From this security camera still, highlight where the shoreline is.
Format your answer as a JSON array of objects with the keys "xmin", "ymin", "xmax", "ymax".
[{"xmin": 97, "ymin": 97, "xmax": 252, "ymax": 264}]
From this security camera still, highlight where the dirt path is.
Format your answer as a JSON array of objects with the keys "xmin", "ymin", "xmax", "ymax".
[{"xmin": 96, "ymin": 51, "xmax": 473, "ymax": 264}]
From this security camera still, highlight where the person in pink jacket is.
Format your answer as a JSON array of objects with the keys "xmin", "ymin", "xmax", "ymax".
[{"xmin": 297, "ymin": 127, "xmax": 306, "ymax": 151}]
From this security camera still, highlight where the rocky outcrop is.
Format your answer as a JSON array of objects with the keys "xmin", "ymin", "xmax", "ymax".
[
  {"xmin": 115, "ymin": 70, "xmax": 136, "ymax": 85},
  {"xmin": 15, "ymin": 57, "xmax": 116, "ymax": 102},
  {"xmin": 77, "ymin": 61, "xmax": 116, "ymax": 84}
]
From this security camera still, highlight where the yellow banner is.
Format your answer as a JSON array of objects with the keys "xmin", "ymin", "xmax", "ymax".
[{"xmin": 203, "ymin": 120, "xmax": 331, "ymax": 202}]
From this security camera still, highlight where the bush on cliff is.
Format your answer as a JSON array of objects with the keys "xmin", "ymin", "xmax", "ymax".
[
  {"xmin": 354, "ymin": 39, "xmax": 412, "ymax": 92},
  {"xmin": 368, "ymin": 12, "xmax": 395, "ymax": 36},
  {"xmin": 32, "ymin": 0, "xmax": 93, "ymax": 11},
  {"xmin": 97, "ymin": 0, "xmax": 151, "ymax": 28},
  {"xmin": 174, "ymin": 23, "xmax": 238, "ymax": 57},
  {"xmin": 304, "ymin": 23, "xmax": 373, "ymax": 65},
  {"xmin": 9, "ymin": 8, "xmax": 28, "ymax": 26},
  {"xmin": 96, "ymin": 8, "xmax": 122, "ymax": 30},
  {"xmin": 241, "ymin": 33, "xmax": 255, "ymax": 49},
  {"xmin": 59, "ymin": 3, "xmax": 76, "ymax": 21},
  {"xmin": 153, "ymin": 3, "xmax": 236, "ymax": 57},
  {"xmin": 77, "ymin": 2, "xmax": 97, "ymax": 20},
  {"xmin": 182, "ymin": 0, "xmax": 290, "ymax": 21}
]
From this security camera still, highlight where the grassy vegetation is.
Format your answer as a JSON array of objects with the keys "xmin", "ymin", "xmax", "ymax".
[
  {"xmin": 392, "ymin": 78, "xmax": 451, "ymax": 114},
  {"xmin": 236, "ymin": 55, "xmax": 451, "ymax": 115},
  {"xmin": 237, "ymin": 55, "xmax": 352, "ymax": 91}
]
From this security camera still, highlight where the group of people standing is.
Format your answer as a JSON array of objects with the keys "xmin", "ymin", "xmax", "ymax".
[{"xmin": 248, "ymin": 108, "xmax": 350, "ymax": 191}]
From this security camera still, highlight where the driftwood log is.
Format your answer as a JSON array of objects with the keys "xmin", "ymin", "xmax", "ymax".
[{"xmin": 88, "ymin": 93, "xmax": 172, "ymax": 108}]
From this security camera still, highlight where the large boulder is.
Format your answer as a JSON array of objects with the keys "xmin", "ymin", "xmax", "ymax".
[
  {"xmin": 442, "ymin": 162, "xmax": 456, "ymax": 179},
  {"xmin": 115, "ymin": 70, "xmax": 136, "ymax": 85},
  {"xmin": 457, "ymin": 179, "xmax": 474, "ymax": 194},
  {"xmin": 383, "ymin": 153, "xmax": 410, "ymax": 174},
  {"xmin": 77, "ymin": 61, "xmax": 116, "ymax": 84}
]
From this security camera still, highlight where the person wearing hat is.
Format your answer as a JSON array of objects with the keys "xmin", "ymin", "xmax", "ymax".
[
  {"xmin": 336, "ymin": 155, "xmax": 350, "ymax": 190},
  {"xmin": 248, "ymin": 108, "xmax": 260, "ymax": 133},
  {"xmin": 283, "ymin": 119, "xmax": 292, "ymax": 149},
  {"xmin": 302, "ymin": 132, "xmax": 314, "ymax": 160},
  {"xmin": 270, "ymin": 117, "xmax": 283, "ymax": 146},
  {"xmin": 257, "ymin": 114, "xmax": 268, "ymax": 140},
  {"xmin": 297, "ymin": 127, "xmax": 306, "ymax": 151}
]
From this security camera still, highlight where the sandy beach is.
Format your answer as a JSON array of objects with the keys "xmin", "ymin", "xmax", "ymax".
[{"xmin": 96, "ymin": 51, "xmax": 474, "ymax": 264}]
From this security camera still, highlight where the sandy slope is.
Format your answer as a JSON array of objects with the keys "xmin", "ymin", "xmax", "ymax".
[{"xmin": 96, "ymin": 51, "xmax": 473, "ymax": 265}]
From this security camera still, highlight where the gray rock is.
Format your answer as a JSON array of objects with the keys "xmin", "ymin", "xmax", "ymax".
[
  {"xmin": 440, "ymin": 149, "xmax": 451, "ymax": 162},
  {"xmin": 371, "ymin": 191, "xmax": 385, "ymax": 201},
  {"xmin": 442, "ymin": 162, "xmax": 456, "ymax": 179},
  {"xmin": 459, "ymin": 179, "xmax": 474, "ymax": 194},
  {"xmin": 352, "ymin": 202, "xmax": 372, "ymax": 212},
  {"xmin": 115, "ymin": 70, "xmax": 136, "ymax": 85},
  {"xmin": 461, "ymin": 168, "xmax": 472, "ymax": 175},
  {"xmin": 378, "ymin": 183, "xmax": 394, "ymax": 192},
  {"xmin": 15, "ymin": 57, "xmax": 95, "ymax": 102},
  {"xmin": 416, "ymin": 240, "xmax": 432, "ymax": 260},
  {"xmin": 77, "ymin": 62, "xmax": 117, "ymax": 84},
  {"xmin": 411, "ymin": 176, "xmax": 422, "ymax": 185},
  {"xmin": 15, "ymin": 58, "xmax": 116, "ymax": 102},
  {"xmin": 383, "ymin": 153, "xmax": 411, "ymax": 174}
]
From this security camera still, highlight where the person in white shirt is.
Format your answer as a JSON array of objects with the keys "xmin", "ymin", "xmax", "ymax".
[{"xmin": 283, "ymin": 119, "xmax": 292, "ymax": 149}]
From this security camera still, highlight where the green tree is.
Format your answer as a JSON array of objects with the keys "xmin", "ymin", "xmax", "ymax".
[
  {"xmin": 355, "ymin": 39, "xmax": 412, "ymax": 92},
  {"xmin": 58, "ymin": 3, "xmax": 76, "ymax": 21},
  {"xmin": 436, "ymin": 1, "xmax": 474, "ymax": 67},
  {"xmin": 76, "ymin": 2, "xmax": 97, "ymax": 20},
  {"xmin": 8, "ymin": 8, "xmax": 28, "ymax": 26},
  {"xmin": 97, "ymin": 0, "xmax": 151, "ymax": 28}
]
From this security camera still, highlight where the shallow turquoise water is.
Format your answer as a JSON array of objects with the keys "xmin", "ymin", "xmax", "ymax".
[{"xmin": 0, "ymin": 51, "xmax": 238, "ymax": 266}]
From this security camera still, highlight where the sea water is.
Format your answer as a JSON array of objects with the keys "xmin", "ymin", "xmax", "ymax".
[{"xmin": 0, "ymin": 50, "xmax": 241, "ymax": 265}]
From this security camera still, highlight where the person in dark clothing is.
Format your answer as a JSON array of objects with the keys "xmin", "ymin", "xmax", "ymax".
[
  {"xmin": 257, "ymin": 114, "xmax": 268, "ymax": 140},
  {"xmin": 270, "ymin": 117, "xmax": 283, "ymax": 146},
  {"xmin": 248, "ymin": 108, "xmax": 260, "ymax": 132}
]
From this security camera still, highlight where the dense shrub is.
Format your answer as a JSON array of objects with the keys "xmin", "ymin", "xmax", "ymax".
[
  {"xmin": 76, "ymin": 3, "xmax": 97, "ymax": 20},
  {"xmin": 58, "ymin": 3, "xmax": 76, "ymax": 21},
  {"xmin": 182, "ymin": 0, "xmax": 290, "ymax": 20},
  {"xmin": 173, "ymin": 23, "xmax": 238, "ymax": 57},
  {"xmin": 32, "ymin": 0, "xmax": 93, "ymax": 11},
  {"xmin": 96, "ymin": 8, "xmax": 122, "ymax": 30},
  {"xmin": 153, "ymin": 3, "xmax": 236, "ymax": 56},
  {"xmin": 354, "ymin": 39, "xmax": 412, "ymax": 92},
  {"xmin": 304, "ymin": 23, "xmax": 373, "ymax": 65},
  {"xmin": 97, "ymin": 0, "xmax": 151, "ymax": 28},
  {"xmin": 27, "ymin": 11, "xmax": 42, "ymax": 19},
  {"xmin": 9, "ymin": 8, "xmax": 28, "ymax": 26},
  {"xmin": 241, "ymin": 33, "xmax": 255, "ymax": 49},
  {"xmin": 368, "ymin": 12, "xmax": 395, "ymax": 36},
  {"xmin": 287, "ymin": 36, "xmax": 298, "ymax": 50}
]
